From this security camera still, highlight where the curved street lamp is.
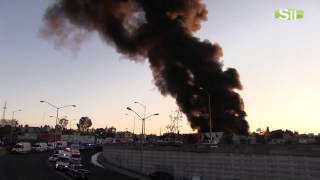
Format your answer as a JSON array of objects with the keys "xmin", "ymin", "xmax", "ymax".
[
  {"xmin": 125, "ymin": 113, "xmax": 136, "ymax": 135},
  {"xmin": 134, "ymin": 101, "xmax": 146, "ymax": 134},
  {"xmin": 40, "ymin": 100, "xmax": 76, "ymax": 147},
  {"xmin": 126, "ymin": 106, "xmax": 159, "ymax": 173},
  {"xmin": 12, "ymin": 109, "xmax": 22, "ymax": 120}
]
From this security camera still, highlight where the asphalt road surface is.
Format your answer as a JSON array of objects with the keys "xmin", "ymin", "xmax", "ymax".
[{"xmin": 0, "ymin": 149, "xmax": 137, "ymax": 180}]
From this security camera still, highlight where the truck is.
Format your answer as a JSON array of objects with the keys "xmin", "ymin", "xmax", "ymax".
[
  {"xmin": 32, "ymin": 142, "xmax": 48, "ymax": 152},
  {"xmin": 12, "ymin": 142, "xmax": 32, "ymax": 153}
]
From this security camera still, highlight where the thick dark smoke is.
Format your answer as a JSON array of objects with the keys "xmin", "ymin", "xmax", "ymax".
[{"xmin": 42, "ymin": 0, "xmax": 249, "ymax": 135}]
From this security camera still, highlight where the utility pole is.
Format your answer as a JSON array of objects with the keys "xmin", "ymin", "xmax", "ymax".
[{"xmin": 2, "ymin": 101, "xmax": 7, "ymax": 120}]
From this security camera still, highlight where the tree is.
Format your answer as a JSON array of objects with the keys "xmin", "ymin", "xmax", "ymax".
[
  {"xmin": 166, "ymin": 109, "xmax": 183, "ymax": 134},
  {"xmin": 106, "ymin": 126, "xmax": 116, "ymax": 137},
  {"xmin": 58, "ymin": 118, "xmax": 68, "ymax": 129},
  {"xmin": 77, "ymin": 117, "xmax": 92, "ymax": 132},
  {"xmin": 95, "ymin": 128, "xmax": 107, "ymax": 138}
]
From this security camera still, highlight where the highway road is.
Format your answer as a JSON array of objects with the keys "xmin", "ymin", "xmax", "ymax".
[{"xmin": 0, "ymin": 149, "xmax": 137, "ymax": 180}]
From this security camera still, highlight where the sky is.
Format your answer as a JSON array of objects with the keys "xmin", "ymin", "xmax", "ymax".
[{"xmin": 0, "ymin": 0, "xmax": 319, "ymax": 134}]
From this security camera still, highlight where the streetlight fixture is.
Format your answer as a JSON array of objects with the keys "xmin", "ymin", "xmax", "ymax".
[
  {"xmin": 126, "ymin": 106, "xmax": 159, "ymax": 173},
  {"xmin": 199, "ymin": 87, "xmax": 213, "ymax": 144},
  {"xmin": 40, "ymin": 100, "xmax": 76, "ymax": 147},
  {"xmin": 12, "ymin": 109, "xmax": 22, "ymax": 120}
]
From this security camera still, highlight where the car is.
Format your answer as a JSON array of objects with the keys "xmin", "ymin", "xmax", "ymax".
[
  {"xmin": 48, "ymin": 154, "xmax": 60, "ymax": 162},
  {"xmin": 56, "ymin": 141, "xmax": 68, "ymax": 149},
  {"xmin": 32, "ymin": 142, "xmax": 48, "ymax": 152},
  {"xmin": 12, "ymin": 142, "xmax": 31, "ymax": 154},
  {"xmin": 65, "ymin": 163, "xmax": 89, "ymax": 179},
  {"xmin": 47, "ymin": 142, "xmax": 55, "ymax": 150},
  {"xmin": 149, "ymin": 171, "xmax": 174, "ymax": 180},
  {"xmin": 55, "ymin": 156, "xmax": 71, "ymax": 171},
  {"xmin": 70, "ymin": 150, "xmax": 81, "ymax": 164},
  {"xmin": 84, "ymin": 143, "xmax": 96, "ymax": 150}
]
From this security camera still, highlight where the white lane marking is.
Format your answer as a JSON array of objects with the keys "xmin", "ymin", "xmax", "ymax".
[{"xmin": 91, "ymin": 152, "xmax": 104, "ymax": 168}]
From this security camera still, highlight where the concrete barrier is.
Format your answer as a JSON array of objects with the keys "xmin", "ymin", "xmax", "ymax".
[{"xmin": 102, "ymin": 144, "xmax": 320, "ymax": 180}]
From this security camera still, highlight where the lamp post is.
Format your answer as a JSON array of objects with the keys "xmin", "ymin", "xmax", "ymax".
[
  {"xmin": 12, "ymin": 109, "xmax": 22, "ymax": 120},
  {"xmin": 40, "ymin": 100, "xmax": 76, "ymax": 148},
  {"xmin": 10, "ymin": 109, "xmax": 21, "ymax": 143},
  {"xmin": 125, "ymin": 113, "xmax": 136, "ymax": 135},
  {"xmin": 199, "ymin": 87, "xmax": 213, "ymax": 144},
  {"xmin": 134, "ymin": 101, "xmax": 146, "ymax": 135},
  {"xmin": 126, "ymin": 106, "xmax": 159, "ymax": 173}
]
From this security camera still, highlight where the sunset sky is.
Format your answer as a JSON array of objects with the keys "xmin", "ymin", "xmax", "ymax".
[{"xmin": 0, "ymin": 0, "xmax": 319, "ymax": 134}]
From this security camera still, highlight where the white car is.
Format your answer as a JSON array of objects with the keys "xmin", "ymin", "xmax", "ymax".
[
  {"xmin": 47, "ymin": 142, "xmax": 55, "ymax": 150},
  {"xmin": 48, "ymin": 154, "xmax": 60, "ymax": 162},
  {"xmin": 32, "ymin": 142, "xmax": 48, "ymax": 152},
  {"xmin": 55, "ymin": 156, "xmax": 71, "ymax": 171},
  {"xmin": 12, "ymin": 142, "xmax": 31, "ymax": 153}
]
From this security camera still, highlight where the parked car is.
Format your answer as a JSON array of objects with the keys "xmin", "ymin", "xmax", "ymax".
[
  {"xmin": 65, "ymin": 163, "xmax": 89, "ymax": 179},
  {"xmin": 32, "ymin": 142, "xmax": 48, "ymax": 152},
  {"xmin": 55, "ymin": 156, "xmax": 71, "ymax": 171},
  {"xmin": 12, "ymin": 142, "xmax": 31, "ymax": 154},
  {"xmin": 48, "ymin": 154, "xmax": 60, "ymax": 162},
  {"xmin": 149, "ymin": 171, "xmax": 174, "ymax": 180}
]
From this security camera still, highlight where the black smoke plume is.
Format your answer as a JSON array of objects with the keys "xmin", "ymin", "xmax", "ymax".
[{"xmin": 42, "ymin": 0, "xmax": 249, "ymax": 135}]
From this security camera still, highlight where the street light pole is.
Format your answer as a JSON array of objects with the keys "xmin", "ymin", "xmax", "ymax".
[
  {"xmin": 10, "ymin": 109, "xmax": 21, "ymax": 143},
  {"xmin": 199, "ymin": 87, "xmax": 213, "ymax": 144},
  {"xmin": 40, "ymin": 101, "xmax": 76, "ymax": 148},
  {"xmin": 134, "ymin": 101, "xmax": 146, "ymax": 135},
  {"xmin": 12, "ymin": 109, "xmax": 22, "ymax": 120},
  {"xmin": 125, "ymin": 113, "xmax": 136, "ymax": 135},
  {"xmin": 126, "ymin": 106, "xmax": 159, "ymax": 174}
]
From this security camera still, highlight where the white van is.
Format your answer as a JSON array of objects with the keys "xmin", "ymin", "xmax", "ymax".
[
  {"xmin": 32, "ymin": 142, "xmax": 48, "ymax": 152},
  {"xmin": 12, "ymin": 142, "xmax": 31, "ymax": 153}
]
